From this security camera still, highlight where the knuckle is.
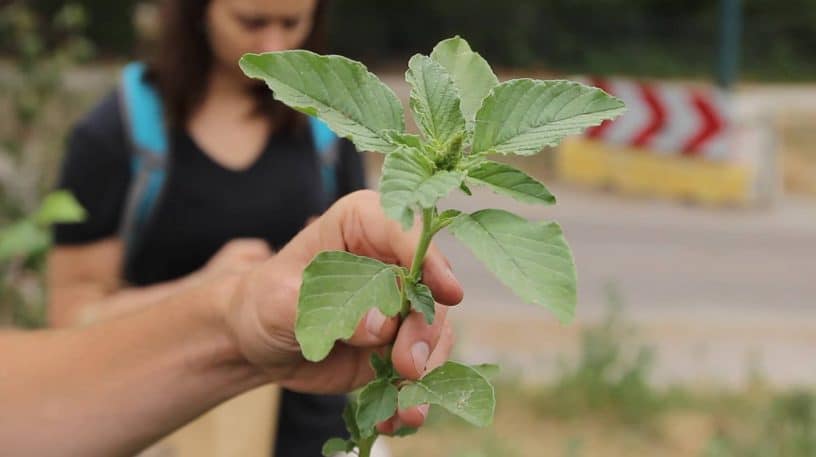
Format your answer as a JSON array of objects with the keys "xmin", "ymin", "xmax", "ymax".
[{"xmin": 351, "ymin": 189, "xmax": 378, "ymax": 202}]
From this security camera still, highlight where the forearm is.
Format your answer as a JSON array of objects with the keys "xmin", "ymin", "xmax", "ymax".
[
  {"xmin": 0, "ymin": 274, "xmax": 269, "ymax": 457},
  {"xmin": 49, "ymin": 238, "xmax": 272, "ymax": 328},
  {"xmin": 51, "ymin": 273, "xmax": 201, "ymax": 327},
  {"xmin": 75, "ymin": 274, "xmax": 202, "ymax": 325}
]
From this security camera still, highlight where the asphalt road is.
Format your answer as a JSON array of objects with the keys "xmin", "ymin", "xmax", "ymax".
[
  {"xmin": 429, "ymin": 185, "xmax": 816, "ymax": 386},
  {"xmin": 435, "ymin": 184, "xmax": 816, "ymax": 319}
]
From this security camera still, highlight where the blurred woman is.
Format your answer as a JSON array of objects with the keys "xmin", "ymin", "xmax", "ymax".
[{"xmin": 48, "ymin": 1, "xmax": 367, "ymax": 455}]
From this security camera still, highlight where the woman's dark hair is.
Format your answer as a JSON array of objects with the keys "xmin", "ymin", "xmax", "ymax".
[{"xmin": 148, "ymin": 0, "xmax": 329, "ymax": 130}]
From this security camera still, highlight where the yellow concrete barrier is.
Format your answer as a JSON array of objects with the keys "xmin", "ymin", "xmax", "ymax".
[{"xmin": 558, "ymin": 138, "xmax": 755, "ymax": 205}]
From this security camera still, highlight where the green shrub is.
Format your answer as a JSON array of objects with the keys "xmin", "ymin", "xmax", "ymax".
[
  {"xmin": 0, "ymin": 2, "xmax": 91, "ymax": 327},
  {"xmin": 536, "ymin": 285, "xmax": 664, "ymax": 426}
]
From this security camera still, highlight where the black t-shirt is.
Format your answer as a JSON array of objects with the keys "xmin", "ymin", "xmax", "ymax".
[
  {"xmin": 54, "ymin": 92, "xmax": 365, "ymax": 456},
  {"xmin": 56, "ymin": 91, "xmax": 366, "ymax": 285}
]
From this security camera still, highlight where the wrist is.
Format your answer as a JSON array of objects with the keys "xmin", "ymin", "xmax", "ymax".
[{"xmin": 197, "ymin": 272, "xmax": 259, "ymax": 370}]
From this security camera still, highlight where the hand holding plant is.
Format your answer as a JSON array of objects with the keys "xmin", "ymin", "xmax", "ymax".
[{"xmin": 240, "ymin": 36, "xmax": 625, "ymax": 456}]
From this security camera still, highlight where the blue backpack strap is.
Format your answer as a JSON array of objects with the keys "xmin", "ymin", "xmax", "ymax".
[
  {"xmin": 118, "ymin": 62, "xmax": 169, "ymax": 263},
  {"xmin": 308, "ymin": 116, "xmax": 340, "ymax": 208}
]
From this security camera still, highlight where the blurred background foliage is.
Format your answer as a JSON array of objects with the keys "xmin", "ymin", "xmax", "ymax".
[
  {"xmin": 16, "ymin": 0, "xmax": 816, "ymax": 80},
  {"xmin": 0, "ymin": 2, "xmax": 91, "ymax": 327},
  {"xmin": 391, "ymin": 291, "xmax": 816, "ymax": 457}
]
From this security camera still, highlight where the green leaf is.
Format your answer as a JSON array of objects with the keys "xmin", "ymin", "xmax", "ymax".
[
  {"xmin": 240, "ymin": 51, "xmax": 405, "ymax": 153},
  {"xmin": 448, "ymin": 209, "xmax": 577, "ymax": 322},
  {"xmin": 34, "ymin": 190, "xmax": 86, "ymax": 225},
  {"xmin": 393, "ymin": 426, "xmax": 419, "ymax": 437},
  {"xmin": 0, "ymin": 220, "xmax": 50, "ymax": 262},
  {"xmin": 406, "ymin": 282, "xmax": 435, "ymax": 324},
  {"xmin": 471, "ymin": 363, "xmax": 500, "ymax": 380},
  {"xmin": 370, "ymin": 352, "xmax": 395, "ymax": 380},
  {"xmin": 472, "ymin": 79, "xmax": 625, "ymax": 156},
  {"xmin": 322, "ymin": 437, "xmax": 353, "ymax": 456},
  {"xmin": 383, "ymin": 130, "xmax": 423, "ymax": 149},
  {"xmin": 379, "ymin": 148, "xmax": 465, "ymax": 230},
  {"xmin": 430, "ymin": 36, "xmax": 499, "ymax": 126},
  {"xmin": 433, "ymin": 209, "xmax": 463, "ymax": 233},
  {"xmin": 356, "ymin": 378, "xmax": 399, "ymax": 437},
  {"xmin": 399, "ymin": 361, "xmax": 495, "ymax": 427},
  {"xmin": 406, "ymin": 53, "xmax": 465, "ymax": 145},
  {"xmin": 459, "ymin": 182, "xmax": 473, "ymax": 196},
  {"xmin": 465, "ymin": 160, "xmax": 555, "ymax": 205},
  {"xmin": 296, "ymin": 251, "xmax": 402, "ymax": 361},
  {"xmin": 343, "ymin": 399, "xmax": 361, "ymax": 442},
  {"xmin": 437, "ymin": 209, "xmax": 462, "ymax": 223}
]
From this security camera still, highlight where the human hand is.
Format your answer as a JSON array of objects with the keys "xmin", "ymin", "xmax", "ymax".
[
  {"xmin": 226, "ymin": 190, "xmax": 463, "ymax": 430},
  {"xmin": 201, "ymin": 238, "xmax": 273, "ymax": 278}
]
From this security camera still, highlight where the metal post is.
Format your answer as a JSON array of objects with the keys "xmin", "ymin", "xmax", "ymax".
[{"xmin": 717, "ymin": 0, "xmax": 742, "ymax": 89}]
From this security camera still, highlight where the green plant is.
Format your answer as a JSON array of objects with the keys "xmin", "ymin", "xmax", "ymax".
[
  {"xmin": 240, "ymin": 36, "xmax": 624, "ymax": 456},
  {"xmin": 0, "ymin": 2, "xmax": 93, "ymax": 327},
  {"xmin": 703, "ymin": 389, "xmax": 816, "ymax": 457},
  {"xmin": 0, "ymin": 2, "xmax": 93, "ymax": 213},
  {"xmin": 0, "ymin": 191, "xmax": 85, "ymax": 327},
  {"xmin": 538, "ymin": 284, "xmax": 663, "ymax": 426}
]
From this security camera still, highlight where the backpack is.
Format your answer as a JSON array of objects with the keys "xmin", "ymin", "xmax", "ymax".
[{"xmin": 117, "ymin": 62, "xmax": 340, "ymax": 267}]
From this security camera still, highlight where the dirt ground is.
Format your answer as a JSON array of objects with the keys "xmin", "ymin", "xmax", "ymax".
[{"xmin": 387, "ymin": 391, "xmax": 721, "ymax": 457}]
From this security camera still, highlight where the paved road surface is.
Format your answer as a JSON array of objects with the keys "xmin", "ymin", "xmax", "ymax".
[
  {"xmin": 438, "ymin": 184, "xmax": 815, "ymax": 318},
  {"xmin": 431, "ymin": 185, "xmax": 816, "ymax": 386}
]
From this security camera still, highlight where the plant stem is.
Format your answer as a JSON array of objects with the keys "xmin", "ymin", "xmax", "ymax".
[
  {"xmin": 408, "ymin": 207, "xmax": 435, "ymax": 283},
  {"xmin": 377, "ymin": 210, "xmax": 438, "ymax": 452},
  {"xmin": 357, "ymin": 434, "xmax": 377, "ymax": 457},
  {"xmin": 400, "ymin": 207, "xmax": 438, "ymax": 318}
]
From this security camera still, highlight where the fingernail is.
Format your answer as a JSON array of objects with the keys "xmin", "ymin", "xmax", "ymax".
[
  {"xmin": 365, "ymin": 309, "xmax": 387, "ymax": 337},
  {"xmin": 418, "ymin": 404, "xmax": 430, "ymax": 419},
  {"xmin": 411, "ymin": 341, "xmax": 430, "ymax": 375}
]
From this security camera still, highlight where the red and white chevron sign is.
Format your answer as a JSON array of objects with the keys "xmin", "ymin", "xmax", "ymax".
[{"xmin": 578, "ymin": 77, "xmax": 732, "ymax": 159}]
